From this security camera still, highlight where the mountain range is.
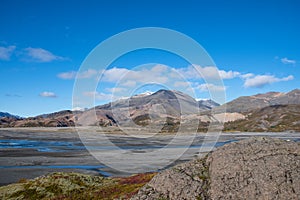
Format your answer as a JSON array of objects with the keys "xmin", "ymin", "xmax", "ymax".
[
  {"xmin": 0, "ymin": 112, "xmax": 21, "ymax": 119},
  {"xmin": 1, "ymin": 89, "xmax": 300, "ymax": 132},
  {"xmin": 213, "ymin": 89, "xmax": 300, "ymax": 113}
]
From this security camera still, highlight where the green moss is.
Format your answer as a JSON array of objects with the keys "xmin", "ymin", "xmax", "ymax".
[
  {"xmin": 0, "ymin": 172, "xmax": 156, "ymax": 200},
  {"xmin": 196, "ymin": 196, "xmax": 202, "ymax": 200}
]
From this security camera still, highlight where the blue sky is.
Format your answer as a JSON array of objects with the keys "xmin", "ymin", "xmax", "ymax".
[{"xmin": 0, "ymin": 0, "xmax": 299, "ymax": 117}]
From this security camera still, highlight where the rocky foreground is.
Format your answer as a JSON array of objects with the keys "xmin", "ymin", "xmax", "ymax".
[
  {"xmin": 0, "ymin": 137, "xmax": 299, "ymax": 200},
  {"xmin": 133, "ymin": 137, "xmax": 300, "ymax": 199}
]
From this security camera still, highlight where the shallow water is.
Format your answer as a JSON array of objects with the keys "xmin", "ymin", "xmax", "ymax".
[
  {"xmin": 0, "ymin": 165, "xmax": 111, "ymax": 176},
  {"xmin": 0, "ymin": 134, "xmax": 231, "ymax": 152},
  {"xmin": 0, "ymin": 129, "xmax": 299, "ymax": 185},
  {"xmin": 0, "ymin": 139, "xmax": 85, "ymax": 152}
]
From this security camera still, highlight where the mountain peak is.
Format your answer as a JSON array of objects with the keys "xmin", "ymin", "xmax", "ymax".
[
  {"xmin": 151, "ymin": 89, "xmax": 180, "ymax": 99},
  {"xmin": 131, "ymin": 91, "xmax": 153, "ymax": 98}
]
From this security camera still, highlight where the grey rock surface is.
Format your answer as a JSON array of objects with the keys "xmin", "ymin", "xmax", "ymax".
[
  {"xmin": 132, "ymin": 137, "xmax": 300, "ymax": 200},
  {"xmin": 131, "ymin": 157, "xmax": 210, "ymax": 200}
]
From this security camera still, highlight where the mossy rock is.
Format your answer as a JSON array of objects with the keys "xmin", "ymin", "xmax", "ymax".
[{"xmin": 0, "ymin": 172, "xmax": 156, "ymax": 200}]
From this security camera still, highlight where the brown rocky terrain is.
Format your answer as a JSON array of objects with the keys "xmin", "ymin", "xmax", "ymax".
[
  {"xmin": 213, "ymin": 89, "xmax": 300, "ymax": 114},
  {"xmin": 0, "ymin": 110, "xmax": 79, "ymax": 128},
  {"xmin": 1, "ymin": 89, "xmax": 300, "ymax": 132},
  {"xmin": 0, "ymin": 90, "xmax": 219, "ymax": 130},
  {"xmin": 224, "ymin": 104, "xmax": 300, "ymax": 132}
]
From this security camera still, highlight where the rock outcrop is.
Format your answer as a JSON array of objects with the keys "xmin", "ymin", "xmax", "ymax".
[
  {"xmin": 131, "ymin": 158, "xmax": 210, "ymax": 200},
  {"xmin": 133, "ymin": 137, "xmax": 300, "ymax": 200}
]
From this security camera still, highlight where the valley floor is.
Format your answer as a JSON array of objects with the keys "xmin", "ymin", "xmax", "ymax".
[{"xmin": 0, "ymin": 127, "xmax": 299, "ymax": 186}]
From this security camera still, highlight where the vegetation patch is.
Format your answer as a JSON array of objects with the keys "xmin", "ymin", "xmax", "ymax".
[
  {"xmin": 0, "ymin": 172, "xmax": 156, "ymax": 200},
  {"xmin": 223, "ymin": 104, "xmax": 300, "ymax": 132}
]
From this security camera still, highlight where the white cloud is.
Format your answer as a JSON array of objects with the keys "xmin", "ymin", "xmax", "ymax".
[
  {"xmin": 77, "ymin": 69, "xmax": 98, "ymax": 79},
  {"xmin": 83, "ymin": 91, "xmax": 113, "ymax": 101},
  {"xmin": 0, "ymin": 45, "xmax": 16, "ymax": 60},
  {"xmin": 178, "ymin": 65, "xmax": 294, "ymax": 90},
  {"xmin": 197, "ymin": 83, "xmax": 226, "ymax": 92},
  {"xmin": 122, "ymin": 80, "xmax": 136, "ymax": 87},
  {"xmin": 101, "ymin": 65, "xmax": 169, "ymax": 85},
  {"xmin": 219, "ymin": 70, "xmax": 240, "ymax": 79},
  {"xmin": 244, "ymin": 75, "xmax": 294, "ymax": 88},
  {"xmin": 281, "ymin": 57, "xmax": 296, "ymax": 64},
  {"xmin": 185, "ymin": 65, "xmax": 219, "ymax": 79},
  {"xmin": 177, "ymin": 65, "xmax": 240, "ymax": 80},
  {"xmin": 151, "ymin": 64, "xmax": 168, "ymax": 72},
  {"xmin": 281, "ymin": 75, "xmax": 294, "ymax": 81},
  {"xmin": 174, "ymin": 81, "xmax": 191, "ymax": 88},
  {"xmin": 61, "ymin": 65, "xmax": 239, "ymax": 90},
  {"xmin": 58, "ymin": 63, "xmax": 295, "ymax": 95},
  {"xmin": 57, "ymin": 71, "xmax": 77, "ymax": 79},
  {"xmin": 39, "ymin": 91, "xmax": 57, "ymax": 98},
  {"xmin": 24, "ymin": 47, "xmax": 67, "ymax": 62},
  {"xmin": 57, "ymin": 69, "xmax": 98, "ymax": 79},
  {"xmin": 58, "ymin": 64, "xmax": 170, "ymax": 92},
  {"xmin": 240, "ymin": 73, "xmax": 254, "ymax": 79},
  {"xmin": 101, "ymin": 67, "xmax": 130, "ymax": 82},
  {"xmin": 106, "ymin": 87, "xmax": 126, "ymax": 93}
]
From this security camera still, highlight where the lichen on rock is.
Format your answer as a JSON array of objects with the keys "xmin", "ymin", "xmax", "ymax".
[{"xmin": 132, "ymin": 137, "xmax": 300, "ymax": 200}]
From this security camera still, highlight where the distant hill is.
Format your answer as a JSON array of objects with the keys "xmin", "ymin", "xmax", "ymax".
[
  {"xmin": 0, "ymin": 112, "xmax": 21, "ymax": 119},
  {"xmin": 0, "ymin": 90, "xmax": 219, "ymax": 129},
  {"xmin": 0, "ymin": 110, "xmax": 78, "ymax": 128},
  {"xmin": 79, "ymin": 89, "xmax": 217, "ymax": 127},
  {"xmin": 0, "ymin": 112, "xmax": 22, "ymax": 127},
  {"xmin": 270, "ymin": 89, "xmax": 300, "ymax": 105},
  {"xmin": 224, "ymin": 104, "xmax": 300, "ymax": 132},
  {"xmin": 213, "ymin": 89, "xmax": 300, "ymax": 114},
  {"xmin": 1, "ymin": 89, "xmax": 300, "ymax": 132},
  {"xmin": 96, "ymin": 89, "xmax": 213, "ymax": 114}
]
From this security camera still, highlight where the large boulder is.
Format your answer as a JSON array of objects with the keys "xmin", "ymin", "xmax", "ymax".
[{"xmin": 132, "ymin": 137, "xmax": 300, "ymax": 200}]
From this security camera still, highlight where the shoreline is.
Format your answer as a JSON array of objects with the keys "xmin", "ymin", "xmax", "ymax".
[{"xmin": 0, "ymin": 126, "xmax": 299, "ymax": 135}]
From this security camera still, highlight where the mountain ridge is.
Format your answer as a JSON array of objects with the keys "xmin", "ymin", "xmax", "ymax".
[
  {"xmin": 213, "ymin": 89, "xmax": 300, "ymax": 114},
  {"xmin": 1, "ymin": 89, "xmax": 300, "ymax": 132},
  {"xmin": 0, "ymin": 112, "xmax": 22, "ymax": 119}
]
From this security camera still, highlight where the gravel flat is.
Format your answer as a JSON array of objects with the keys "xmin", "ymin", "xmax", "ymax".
[{"xmin": 0, "ymin": 127, "xmax": 299, "ymax": 186}]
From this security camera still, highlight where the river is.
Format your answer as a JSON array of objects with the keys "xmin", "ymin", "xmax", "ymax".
[{"xmin": 0, "ymin": 128, "xmax": 299, "ymax": 186}]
